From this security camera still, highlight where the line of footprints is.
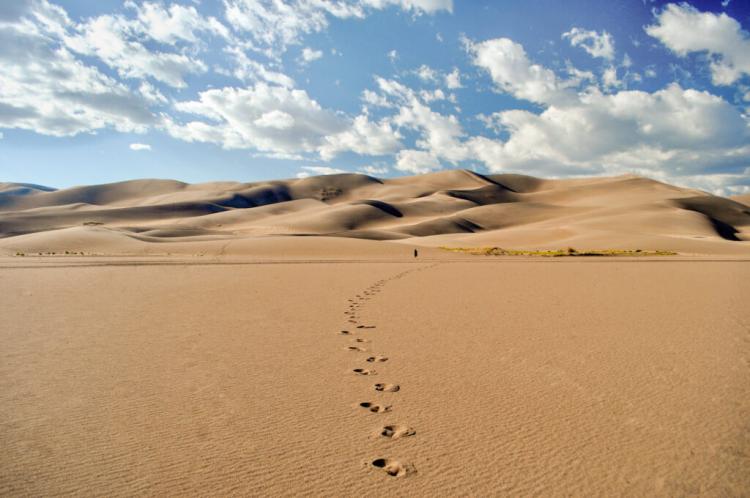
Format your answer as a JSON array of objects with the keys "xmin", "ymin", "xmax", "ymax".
[{"xmin": 339, "ymin": 265, "xmax": 436, "ymax": 479}]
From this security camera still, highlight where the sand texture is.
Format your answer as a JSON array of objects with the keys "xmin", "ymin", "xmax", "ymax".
[
  {"xmin": 1, "ymin": 257, "xmax": 749, "ymax": 496},
  {"xmin": 2, "ymin": 170, "xmax": 749, "ymax": 256},
  {"xmin": 2, "ymin": 170, "xmax": 749, "ymax": 494}
]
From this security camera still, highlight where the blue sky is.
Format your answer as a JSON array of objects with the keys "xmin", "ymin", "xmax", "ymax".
[{"xmin": 0, "ymin": 0, "xmax": 749, "ymax": 194}]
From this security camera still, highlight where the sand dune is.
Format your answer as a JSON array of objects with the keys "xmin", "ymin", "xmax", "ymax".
[
  {"xmin": 1, "ymin": 170, "xmax": 749, "ymax": 255},
  {"xmin": 2, "ymin": 170, "xmax": 749, "ymax": 495}
]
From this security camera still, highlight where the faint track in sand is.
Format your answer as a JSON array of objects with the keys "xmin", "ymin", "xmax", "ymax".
[{"xmin": 337, "ymin": 263, "xmax": 438, "ymax": 479}]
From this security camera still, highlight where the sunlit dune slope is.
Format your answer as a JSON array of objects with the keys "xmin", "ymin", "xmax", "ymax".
[{"xmin": 1, "ymin": 170, "xmax": 749, "ymax": 255}]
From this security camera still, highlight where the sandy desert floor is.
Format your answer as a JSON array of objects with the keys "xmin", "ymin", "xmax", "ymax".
[{"xmin": 1, "ymin": 252, "xmax": 749, "ymax": 496}]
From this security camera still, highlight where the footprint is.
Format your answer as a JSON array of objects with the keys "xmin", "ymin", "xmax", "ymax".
[
  {"xmin": 353, "ymin": 338, "xmax": 370, "ymax": 343},
  {"xmin": 348, "ymin": 346, "xmax": 367, "ymax": 352},
  {"xmin": 371, "ymin": 458, "xmax": 412, "ymax": 477},
  {"xmin": 367, "ymin": 356, "xmax": 388, "ymax": 363},
  {"xmin": 359, "ymin": 402, "xmax": 391, "ymax": 413},
  {"xmin": 340, "ymin": 330, "xmax": 351, "ymax": 335},
  {"xmin": 374, "ymin": 383, "xmax": 399, "ymax": 392},
  {"xmin": 353, "ymin": 368, "xmax": 376, "ymax": 376},
  {"xmin": 380, "ymin": 425, "xmax": 415, "ymax": 439},
  {"xmin": 357, "ymin": 325, "xmax": 376, "ymax": 329}
]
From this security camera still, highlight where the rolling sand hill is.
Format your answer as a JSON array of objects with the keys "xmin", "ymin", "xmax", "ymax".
[
  {"xmin": 1, "ymin": 170, "xmax": 749, "ymax": 256},
  {"xmin": 2, "ymin": 172, "xmax": 749, "ymax": 495}
]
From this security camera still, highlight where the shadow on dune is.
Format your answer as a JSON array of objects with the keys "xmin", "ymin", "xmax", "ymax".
[
  {"xmin": 673, "ymin": 197, "xmax": 750, "ymax": 241},
  {"xmin": 352, "ymin": 200, "xmax": 403, "ymax": 218},
  {"xmin": 1, "ymin": 170, "xmax": 749, "ymax": 254}
]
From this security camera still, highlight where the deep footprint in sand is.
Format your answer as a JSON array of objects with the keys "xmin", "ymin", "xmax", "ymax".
[
  {"xmin": 359, "ymin": 402, "xmax": 391, "ymax": 413},
  {"xmin": 366, "ymin": 356, "xmax": 388, "ymax": 363},
  {"xmin": 374, "ymin": 383, "xmax": 399, "ymax": 392},
  {"xmin": 357, "ymin": 325, "xmax": 376, "ymax": 329},
  {"xmin": 380, "ymin": 424, "xmax": 416, "ymax": 439},
  {"xmin": 340, "ymin": 330, "xmax": 351, "ymax": 335},
  {"xmin": 371, "ymin": 458, "xmax": 412, "ymax": 477},
  {"xmin": 353, "ymin": 338, "xmax": 370, "ymax": 343},
  {"xmin": 353, "ymin": 368, "xmax": 376, "ymax": 375},
  {"xmin": 348, "ymin": 346, "xmax": 367, "ymax": 352}
]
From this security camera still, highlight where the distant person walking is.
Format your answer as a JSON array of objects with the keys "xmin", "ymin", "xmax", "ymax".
[{"xmin": 414, "ymin": 248, "xmax": 418, "ymax": 258}]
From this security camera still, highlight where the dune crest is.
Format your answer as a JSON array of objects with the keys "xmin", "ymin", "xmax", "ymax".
[{"xmin": 1, "ymin": 170, "xmax": 749, "ymax": 255}]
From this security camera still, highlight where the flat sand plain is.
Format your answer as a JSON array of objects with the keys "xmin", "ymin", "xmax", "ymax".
[{"xmin": 1, "ymin": 255, "xmax": 749, "ymax": 496}]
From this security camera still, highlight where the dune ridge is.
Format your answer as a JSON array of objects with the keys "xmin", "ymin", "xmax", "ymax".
[{"xmin": 1, "ymin": 170, "xmax": 749, "ymax": 255}]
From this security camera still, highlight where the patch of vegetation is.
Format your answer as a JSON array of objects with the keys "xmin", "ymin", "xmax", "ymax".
[
  {"xmin": 318, "ymin": 187, "xmax": 343, "ymax": 201},
  {"xmin": 82, "ymin": 221, "xmax": 103, "ymax": 226},
  {"xmin": 439, "ymin": 246, "xmax": 677, "ymax": 257}
]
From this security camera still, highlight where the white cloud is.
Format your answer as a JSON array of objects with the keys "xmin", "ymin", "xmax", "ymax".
[
  {"xmin": 564, "ymin": 63, "xmax": 596, "ymax": 86},
  {"xmin": 126, "ymin": 1, "xmax": 228, "ymax": 45},
  {"xmin": 223, "ymin": 0, "xmax": 359, "ymax": 58},
  {"xmin": 129, "ymin": 142, "xmax": 151, "ymax": 151},
  {"xmin": 396, "ymin": 149, "xmax": 441, "ymax": 173},
  {"xmin": 224, "ymin": 0, "xmax": 450, "ymax": 59},
  {"xmin": 394, "ymin": 94, "xmax": 468, "ymax": 163},
  {"xmin": 0, "ymin": 2, "xmax": 155, "ymax": 136},
  {"xmin": 419, "ymin": 88, "xmax": 446, "ymax": 102},
  {"xmin": 445, "ymin": 67, "xmax": 462, "ymax": 89},
  {"xmin": 65, "ymin": 13, "xmax": 207, "ymax": 88},
  {"xmin": 139, "ymin": 81, "xmax": 168, "ymax": 104},
  {"xmin": 362, "ymin": 77, "xmax": 469, "ymax": 169},
  {"xmin": 362, "ymin": 89, "xmax": 393, "ymax": 108},
  {"xmin": 300, "ymin": 46, "xmax": 323, "ymax": 64},
  {"xmin": 251, "ymin": 150, "xmax": 307, "ymax": 160},
  {"xmin": 470, "ymin": 37, "xmax": 568, "ymax": 104},
  {"xmin": 168, "ymin": 83, "xmax": 400, "ymax": 161},
  {"xmin": 359, "ymin": 164, "xmax": 389, "ymax": 175},
  {"xmin": 469, "ymin": 83, "xmax": 750, "ymax": 180},
  {"xmin": 646, "ymin": 3, "xmax": 750, "ymax": 85},
  {"xmin": 296, "ymin": 165, "xmax": 348, "ymax": 178},
  {"xmin": 417, "ymin": 64, "xmax": 437, "ymax": 82},
  {"xmin": 387, "ymin": 49, "xmax": 398, "ymax": 62},
  {"xmin": 253, "ymin": 109, "xmax": 295, "ymax": 129},
  {"xmin": 168, "ymin": 83, "xmax": 343, "ymax": 154},
  {"xmin": 364, "ymin": 77, "xmax": 468, "ymax": 166},
  {"xmin": 225, "ymin": 46, "xmax": 295, "ymax": 88},
  {"xmin": 376, "ymin": 76, "xmax": 415, "ymax": 99},
  {"xmin": 362, "ymin": 0, "xmax": 452, "ymax": 14},
  {"xmin": 320, "ymin": 114, "xmax": 401, "ymax": 160},
  {"xmin": 562, "ymin": 27, "xmax": 615, "ymax": 60},
  {"xmin": 2, "ymin": 0, "xmax": 747, "ymax": 196},
  {"xmin": 461, "ymin": 38, "xmax": 750, "ymax": 193},
  {"xmin": 602, "ymin": 66, "xmax": 621, "ymax": 89}
]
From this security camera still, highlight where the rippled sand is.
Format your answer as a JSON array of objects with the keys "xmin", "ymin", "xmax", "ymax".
[{"xmin": 1, "ymin": 256, "xmax": 749, "ymax": 496}]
